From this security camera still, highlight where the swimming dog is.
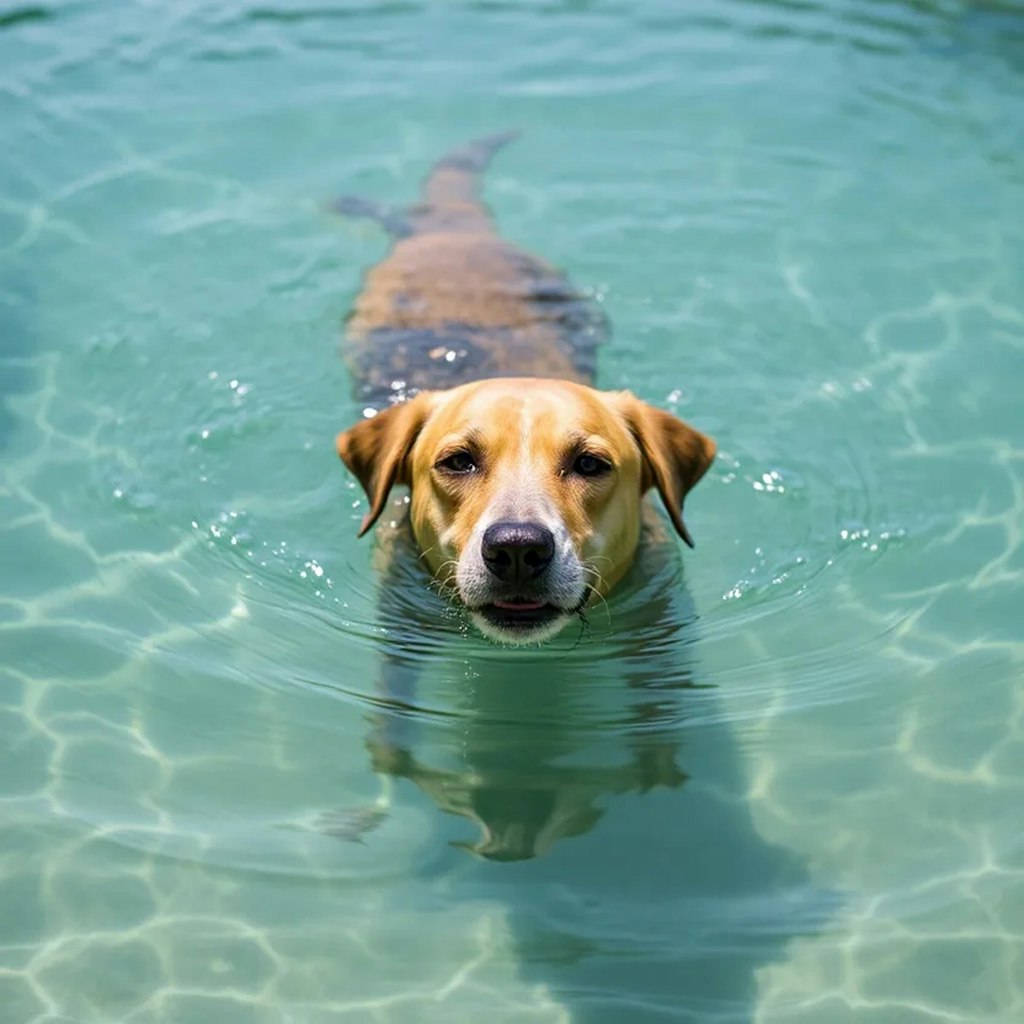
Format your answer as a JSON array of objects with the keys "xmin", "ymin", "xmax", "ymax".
[{"xmin": 335, "ymin": 133, "xmax": 715, "ymax": 644}]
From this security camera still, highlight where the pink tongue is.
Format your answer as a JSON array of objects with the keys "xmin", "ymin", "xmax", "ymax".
[{"xmin": 493, "ymin": 600, "xmax": 545, "ymax": 611}]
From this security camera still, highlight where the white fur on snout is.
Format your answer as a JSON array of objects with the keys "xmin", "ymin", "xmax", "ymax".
[
  {"xmin": 455, "ymin": 492, "xmax": 587, "ymax": 646},
  {"xmin": 469, "ymin": 608, "xmax": 574, "ymax": 646}
]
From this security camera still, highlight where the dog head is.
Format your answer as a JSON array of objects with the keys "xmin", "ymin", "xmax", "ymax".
[{"xmin": 337, "ymin": 379, "xmax": 715, "ymax": 644}]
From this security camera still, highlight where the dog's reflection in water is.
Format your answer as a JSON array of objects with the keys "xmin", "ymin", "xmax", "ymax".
[
  {"xmin": 365, "ymin": 676, "xmax": 688, "ymax": 863},
  {"xmin": 339, "ymin": 520, "xmax": 708, "ymax": 863}
]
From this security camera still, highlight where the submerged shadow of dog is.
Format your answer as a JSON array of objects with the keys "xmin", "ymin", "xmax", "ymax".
[{"xmin": 333, "ymin": 525, "xmax": 835, "ymax": 1023}]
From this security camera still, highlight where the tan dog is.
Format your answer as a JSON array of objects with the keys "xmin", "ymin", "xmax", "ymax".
[{"xmin": 335, "ymin": 134, "xmax": 715, "ymax": 644}]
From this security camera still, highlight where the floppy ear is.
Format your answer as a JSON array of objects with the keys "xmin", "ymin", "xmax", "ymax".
[
  {"xmin": 336, "ymin": 393, "xmax": 434, "ymax": 537},
  {"xmin": 619, "ymin": 394, "xmax": 716, "ymax": 548}
]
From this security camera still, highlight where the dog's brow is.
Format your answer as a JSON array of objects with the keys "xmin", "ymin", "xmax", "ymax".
[
  {"xmin": 436, "ymin": 426, "xmax": 484, "ymax": 453},
  {"xmin": 562, "ymin": 430, "xmax": 613, "ymax": 458}
]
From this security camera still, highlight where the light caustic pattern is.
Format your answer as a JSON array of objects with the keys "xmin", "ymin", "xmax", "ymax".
[{"xmin": 3, "ymin": 1, "xmax": 1024, "ymax": 1022}]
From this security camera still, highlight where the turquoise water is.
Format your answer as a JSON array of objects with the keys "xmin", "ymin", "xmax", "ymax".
[{"xmin": 2, "ymin": 0, "xmax": 1023, "ymax": 1021}]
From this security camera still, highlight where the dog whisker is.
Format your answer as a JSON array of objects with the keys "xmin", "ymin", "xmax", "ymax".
[
  {"xmin": 428, "ymin": 570, "xmax": 462, "ymax": 610},
  {"xmin": 580, "ymin": 564, "xmax": 609, "ymax": 602},
  {"xmin": 433, "ymin": 558, "xmax": 459, "ymax": 581},
  {"xmin": 416, "ymin": 543, "xmax": 442, "ymax": 565},
  {"xmin": 569, "ymin": 592, "xmax": 593, "ymax": 650},
  {"xmin": 580, "ymin": 564, "xmax": 613, "ymax": 633}
]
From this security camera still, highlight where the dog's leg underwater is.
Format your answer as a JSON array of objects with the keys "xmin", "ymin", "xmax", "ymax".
[
  {"xmin": 316, "ymin": 523, "xmax": 430, "ymax": 842},
  {"xmin": 327, "ymin": 196, "xmax": 413, "ymax": 238}
]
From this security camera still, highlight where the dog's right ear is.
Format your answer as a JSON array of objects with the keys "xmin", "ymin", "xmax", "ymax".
[{"xmin": 336, "ymin": 393, "xmax": 435, "ymax": 537}]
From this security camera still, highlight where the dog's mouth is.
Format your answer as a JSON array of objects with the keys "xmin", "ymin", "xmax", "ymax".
[
  {"xmin": 461, "ymin": 575, "xmax": 591, "ymax": 645},
  {"xmin": 478, "ymin": 597, "xmax": 562, "ymax": 632}
]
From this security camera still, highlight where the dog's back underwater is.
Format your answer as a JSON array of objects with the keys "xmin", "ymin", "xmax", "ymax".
[{"xmin": 335, "ymin": 131, "xmax": 608, "ymax": 410}]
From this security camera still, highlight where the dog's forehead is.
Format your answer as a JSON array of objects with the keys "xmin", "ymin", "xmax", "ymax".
[{"xmin": 427, "ymin": 379, "xmax": 623, "ymax": 444}]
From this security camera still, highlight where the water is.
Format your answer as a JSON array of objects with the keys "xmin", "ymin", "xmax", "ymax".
[{"xmin": 2, "ymin": 1, "xmax": 1023, "ymax": 1021}]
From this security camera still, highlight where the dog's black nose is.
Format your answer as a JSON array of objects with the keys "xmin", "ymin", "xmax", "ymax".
[{"xmin": 481, "ymin": 521, "xmax": 555, "ymax": 583}]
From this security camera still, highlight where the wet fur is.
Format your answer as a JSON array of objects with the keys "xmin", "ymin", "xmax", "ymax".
[{"xmin": 338, "ymin": 132, "xmax": 607, "ymax": 410}]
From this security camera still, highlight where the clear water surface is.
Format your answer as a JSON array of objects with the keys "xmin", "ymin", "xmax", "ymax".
[{"xmin": 2, "ymin": 1, "xmax": 1023, "ymax": 1021}]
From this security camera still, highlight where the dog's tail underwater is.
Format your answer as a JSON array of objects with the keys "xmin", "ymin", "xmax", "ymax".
[
  {"xmin": 418, "ymin": 130, "xmax": 520, "ymax": 213},
  {"xmin": 329, "ymin": 130, "xmax": 520, "ymax": 238}
]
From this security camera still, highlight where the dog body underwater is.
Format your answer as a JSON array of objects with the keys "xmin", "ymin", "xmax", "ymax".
[{"xmin": 335, "ymin": 133, "xmax": 715, "ymax": 643}]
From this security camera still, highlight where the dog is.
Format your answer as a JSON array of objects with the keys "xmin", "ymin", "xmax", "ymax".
[{"xmin": 335, "ymin": 133, "xmax": 715, "ymax": 644}]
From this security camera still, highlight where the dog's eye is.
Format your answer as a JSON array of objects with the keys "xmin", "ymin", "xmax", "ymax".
[
  {"xmin": 436, "ymin": 450, "xmax": 477, "ymax": 474},
  {"xmin": 572, "ymin": 453, "xmax": 612, "ymax": 477}
]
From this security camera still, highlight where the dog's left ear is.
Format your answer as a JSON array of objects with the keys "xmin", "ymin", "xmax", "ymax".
[
  {"xmin": 619, "ymin": 394, "xmax": 716, "ymax": 548},
  {"xmin": 336, "ymin": 393, "xmax": 435, "ymax": 537}
]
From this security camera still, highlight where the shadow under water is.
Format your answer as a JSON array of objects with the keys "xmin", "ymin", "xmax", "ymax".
[{"xmin": 349, "ymin": 525, "xmax": 837, "ymax": 1022}]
